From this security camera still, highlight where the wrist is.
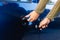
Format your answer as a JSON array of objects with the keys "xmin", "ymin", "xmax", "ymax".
[
  {"xmin": 34, "ymin": 11, "xmax": 40, "ymax": 15},
  {"xmin": 45, "ymin": 17, "xmax": 51, "ymax": 22},
  {"xmin": 47, "ymin": 18, "xmax": 52, "ymax": 22}
]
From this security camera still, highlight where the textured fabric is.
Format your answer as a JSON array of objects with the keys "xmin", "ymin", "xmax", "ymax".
[
  {"xmin": 35, "ymin": 0, "xmax": 60, "ymax": 20},
  {"xmin": 35, "ymin": 0, "xmax": 49, "ymax": 14},
  {"xmin": 46, "ymin": 0, "xmax": 60, "ymax": 20}
]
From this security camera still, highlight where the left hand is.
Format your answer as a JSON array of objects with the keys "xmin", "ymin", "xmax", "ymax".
[{"xmin": 39, "ymin": 18, "xmax": 51, "ymax": 30}]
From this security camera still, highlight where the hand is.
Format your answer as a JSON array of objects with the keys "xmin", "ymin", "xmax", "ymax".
[
  {"xmin": 25, "ymin": 11, "xmax": 40, "ymax": 22},
  {"xmin": 39, "ymin": 18, "xmax": 51, "ymax": 30}
]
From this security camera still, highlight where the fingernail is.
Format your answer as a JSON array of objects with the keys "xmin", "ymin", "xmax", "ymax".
[
  {"xmin": 27, "ymin": 19, "xmax": 29, "ymax": 21},
  {"xmin": 39, "ymin": 25, "xmax": 40, "ymax": 27},
  {"xmin": 25, "ymin": 15, "xmax": 29, "ymax": 17},
  {"xmin": 40, "ymin": 29, "xmax": 42, "ymax": 30}
]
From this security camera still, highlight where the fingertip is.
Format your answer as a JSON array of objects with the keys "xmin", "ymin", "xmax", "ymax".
[
  {"xmin": 39, "ymin": 25, "xmax": 42, "ymax": 30},
  {"xmin": 25, "ymin": 15, "xmax": 30, "ymax": 17},
  {"xmin": 27, "ymin": 18, "xmax": 32, "ymax": 22},
  {"xmin": 42, "ymin": 26, "xmax": 45, "ymax": 29},
  {"xmin": 30, "ymin": 20, "xmax": 33, "ymax": 22},
  {"xmin": 39, "ymin": 24, "xmax": 42, "ymax": 28},
  {"xmin": 40, "ymin": 28, "xmax": 42, "ymax": 30},
  {"xmin": 27, "ymin": 19, "xmax": 30, "ymax": 21},
  {"xmin": 46, "ymin": 25, "xmax": 48, "ymax": 27}
]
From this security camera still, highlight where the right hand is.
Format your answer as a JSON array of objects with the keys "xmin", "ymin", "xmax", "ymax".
[
  {"xmin": 25, "ymin": 11, "xmax": 40, "ymax": 22},
  {"xmin": 39, "ymin": 18, "xmax": 51, "ymax": 30}
]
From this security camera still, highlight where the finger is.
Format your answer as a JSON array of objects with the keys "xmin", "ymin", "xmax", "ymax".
[
  {"xmin": 39, "ymin": 23, "xmax": 42, "ymax": 28},
  {"xmin": 45, "ymin": 25, "xmax": 48, "ymax": 27},
  {"xmin": 39, "ymin": 23, "xmax": 44, "ymax": 28},
  {"xmin": 30, "ymin": 19, "xmax": 34, "ymax": 22},
  {"xmin": 27, "ymin": 17, "xmax": 33, "ymax": 22},
  {"xmin": 30, "ymin": 18, "xmax": 35, "ymax": 22},
  {"xmin": 25, "ymin": 15, "xmax": 30, "ymax": 17},
  {"xmin": 42, "ymin": 25, "xmax": 48, "ymax": 29},
  {"xmin": 40, "ymin": 28, "xmax": 42, "ymax": 30},
  {"xmin": 39, "ymin": 23, "xmax": 47, "ymax": 29},
  {"xmin": 42, "ymin": 25, "xmax": 46, "ymax": 29}
]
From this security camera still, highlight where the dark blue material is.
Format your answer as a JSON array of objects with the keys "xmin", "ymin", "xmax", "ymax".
[{"xmin": 0, "ymin": 2, "xmax": 27, "ymax": 40}]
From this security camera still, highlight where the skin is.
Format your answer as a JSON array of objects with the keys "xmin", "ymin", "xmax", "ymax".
[
  {"xmin": 25, "ymin": 0, "xmax": 50, "ymax": 30},
  {"xmin": 39, "ymin": 18, "xmax": 50, "ymax": 30},
  {"xmin": 25, "ymin": 0, "xmax": 60, "ymax": 30},
  {"xmin": 25, "ymin": 11, "xmax": 51, "ymax": 30}
]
